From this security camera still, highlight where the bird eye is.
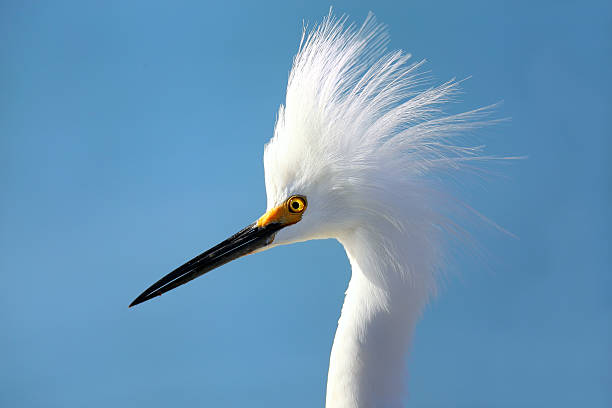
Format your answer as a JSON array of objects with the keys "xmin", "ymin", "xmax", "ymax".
[{"xmin": 287, "ymin": 196, "xmax": 307, "ymax": 213}]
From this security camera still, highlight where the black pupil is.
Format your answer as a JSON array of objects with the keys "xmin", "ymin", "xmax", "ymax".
[{"xmin": 291, "ymin": 201, "xmax": 300, "ymax": 210}]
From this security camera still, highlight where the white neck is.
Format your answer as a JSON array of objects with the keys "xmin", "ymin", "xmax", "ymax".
[{"xmin": 326, "ymin": 229, "xmax": 432, "ymax": 408}]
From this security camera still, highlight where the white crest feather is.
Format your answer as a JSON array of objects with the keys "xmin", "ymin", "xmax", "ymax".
[{"xmin": 265, "ymin": 12, "xmax": 495, "ymax": 287}]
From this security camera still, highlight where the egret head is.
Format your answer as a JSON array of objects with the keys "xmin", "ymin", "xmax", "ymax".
[{"xmin": 130, "ymin": 13, "xmax": 495, "ymax": 307}]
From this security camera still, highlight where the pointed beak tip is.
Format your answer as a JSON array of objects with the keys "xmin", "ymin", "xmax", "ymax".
[{"xmin": 128, "ymin": 296, "xmax": 147, "ymax": 308}]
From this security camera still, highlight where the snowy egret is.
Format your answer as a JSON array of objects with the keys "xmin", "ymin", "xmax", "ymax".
[{"xmin": 131, "ymin": 12, "xmax": 501, "ymax": 407}]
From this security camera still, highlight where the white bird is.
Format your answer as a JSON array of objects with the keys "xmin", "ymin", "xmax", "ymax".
[{"xmin": 131, "ymin": 12, "xmax": 501, "ymax": 407}]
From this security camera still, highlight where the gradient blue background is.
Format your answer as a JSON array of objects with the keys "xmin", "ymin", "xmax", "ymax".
[{"xmin": 1, "ymin": 1, "xmax": 610, "ymax": 406}]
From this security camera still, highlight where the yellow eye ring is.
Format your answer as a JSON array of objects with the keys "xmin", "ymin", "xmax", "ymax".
[{"xmin": 287, "ymin": 195, "xmax": 307, "ymax": 214}]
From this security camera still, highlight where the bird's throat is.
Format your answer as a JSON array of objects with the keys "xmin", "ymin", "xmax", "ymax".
[{"xmin": 326, "ymin": 233, "xmax": 430, "ymax": 408}]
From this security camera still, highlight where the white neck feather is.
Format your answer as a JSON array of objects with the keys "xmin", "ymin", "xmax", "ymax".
[{"xmin": 326, "ymin": 229, "xmax": 431, "ymax": 408}]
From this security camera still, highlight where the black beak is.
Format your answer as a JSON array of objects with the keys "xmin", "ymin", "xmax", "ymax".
[{"xmin": 129, "ymin": 222, "xmax": 283, "ymax": 307}]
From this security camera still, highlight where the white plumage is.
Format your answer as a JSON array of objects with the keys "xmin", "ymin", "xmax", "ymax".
[
  {"xmin": 131, "ymin": 11, "xmax": 503, "ymax": 408},
  {"xmin": 265, "ymin": 13, "xmax": 497, "ymax": 407}
]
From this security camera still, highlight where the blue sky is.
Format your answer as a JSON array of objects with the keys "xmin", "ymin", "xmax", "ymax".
[{"xmin": 1, "ymin": 1, "xmax": 610, "ymax": 407}]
